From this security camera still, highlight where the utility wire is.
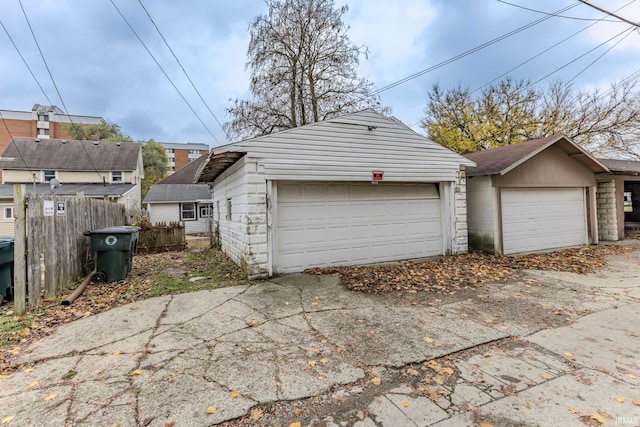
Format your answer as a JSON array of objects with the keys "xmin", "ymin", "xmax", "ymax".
[
  {"xmin": 109, "ymin": 0, "xmax": 220, "ymax": 145},
  {"xmin": 578, "ymin": 0, "xmax": 640, "ymax": 27},
  {"xmin": 18, "ymin": 0, "xmax": 105, "ymax": 181},
  {"xmin": 472, "ymin": 0, "xmax": 638, "ymax": 93},
  {"xmin": 136, "ymin": 0, "xmax": 228, "ymax": 143},
  {"xmin": 371, "ymin": 2, "xmax": 582, "ymax": 95},
  {"xmin": 495, "ymin": 0, "xmax": 621, "ymax": 22},
  {"xmin": 0, "ymin": 19, "xmax": 54, "ymax": 106}
]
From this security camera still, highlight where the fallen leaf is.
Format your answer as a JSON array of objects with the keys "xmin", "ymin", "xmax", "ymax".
[
  {"xmin": 478, "ymin": 422, "xmax": 493, "ymax": 427},
  {"xmin": 206, "ymin": 406, "xmax": 216, "ymax": 415},
  {"xmin": 615, "ymin": 397, "xmax": 624, "ymax": 403},
  {"xmin": 568, "ymin": 407, "xmax": 580, "ymax": 414},
  {"xmin": 563, "ymin": 352, "xmax": 573, "ymax": 357},
  {"xmin": 406, "ymin": 368, "xmax": 419, "ymax": 376},
  {"xmin": 130, "ymin": 369, "xmax": 143, "ymax": 376},
  {"xmin": 625, "ymin": 373, "xmax": 637, "ymax": 379},
  {"xmin": 250, "ymin": 408, "xmax": 264, "ymax": 421},
  {"xmin": 1, "ymin": 416, "xmax": 14, "ymax": 424},
  {"xmin": 113, "ymin": 351, "xmax": 122, "ymax": 356},
  {"xmin": 164, "ymin": 422, "xmax": 175, "ymax": 427},
  {"xmin": 290, "ymin": 423, "xmax": 301, "ymax": 427},
  {"xmin": 423, "ymin": 337, "xmax": 434, "ymax": 344},
  {"xmin": 28, "ymin": 381, "xmax": 38, "ymax": 388},
  {"xmin": 524, "ymin": 402, "xmax": 531, "ymax": 409},
  {"xmin": 44, "ymin": 393, "xmax": 58, "ymax": 402},
  {"xmin": 308, "ymin": 360, "xmax": 317, "ymax": 367},
  {"xmin": 401, "ymin": 401, "xmax": 409, "ymax": 407},
  {"xmin": 23, "ymin": 368, "xmax": 34, "ymax": 374},
  {"xmin": 590, "ymin": 413, "xmax": 608, "ymax": 424},
  {"xmin": 229, "ymin": 390, "xmax": 240, "ymax": 398},
  {"xmin": 317, "ymin": 375, "xmax": 325, "ymax": 380},
  {"xmin": 540, "ymin": 374, "xmax": 552, "ymax": 380},
  {"xmin": 275, "ymin": 381, "xmax": 282, "ymax": 388},
  {"xmin": 371, "ymin": 377, "xmax": 381, "ymax": 385},
  {"xmin": 320, "ymin": 358, "xmax": 328, "ymax": 364},
  {"xmin": 310, "ymin": 301, "xmax": 318, "ymax": 306},
  {"xmin": 633, "ymin": 400, "xmax": 640, "ymax": 406},
  {"xmin": 356, "ymin": 410, "xmax": 365, "ymax": 420}
]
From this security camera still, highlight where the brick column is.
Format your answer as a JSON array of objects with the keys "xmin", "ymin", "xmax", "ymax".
[
  {"xmin": 454, "ymin": 167, "xmax": 469, "ymax": 254},
  {"xmin": 597, "ymin": 180, "xmax": 618, "ymax": 241}
]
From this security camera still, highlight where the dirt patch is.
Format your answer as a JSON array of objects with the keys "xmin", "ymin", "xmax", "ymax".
[
  {"xmin": 0, "ymin": 240, "xmax": 247, "ymax": 373},
  {"xmin": 306, "ymin": 246, "xmax": 631, "ymax": 295}
]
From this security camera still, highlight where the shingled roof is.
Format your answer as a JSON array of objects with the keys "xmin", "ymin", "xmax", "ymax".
[
  {"xmin": 463, "ymin": 135, "xmax": 609, "ymax": 176},
  {"xmin": 159, "ymin": 154, "xmax": 208, "ymax": 184},
  {"xmin": 0, "ymin": 137, "xmax": 140, "ymax": 171},
  {"xmin": 598, "ymin": 158, "xmax": 640, "ymax": 174},
  {"xmin": 143, "ymin": 184, "xmax": 211, "ymax": 204}
]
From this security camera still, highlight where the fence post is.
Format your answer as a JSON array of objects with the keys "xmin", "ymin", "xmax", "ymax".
[{"xmin": 13, "ymin": 184, "xmax": 27, "ymax": 315}]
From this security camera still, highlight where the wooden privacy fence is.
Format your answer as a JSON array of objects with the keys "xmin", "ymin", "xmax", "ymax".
[
  {"xmin": 13, "ymin": 186, "xmax": 128, "ymax": 314},
  {"xmin": 137, "ymin": 221, "xmax": 186, "ymax": 254}
]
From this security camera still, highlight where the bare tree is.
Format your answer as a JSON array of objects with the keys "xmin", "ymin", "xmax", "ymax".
[
  {"xmin": 225, "ymin": 0, "xmax": 381, "ymax": 140},
  {"xmin": 422, "ymin": 77, "xmax": 640, "ymax": 158}
]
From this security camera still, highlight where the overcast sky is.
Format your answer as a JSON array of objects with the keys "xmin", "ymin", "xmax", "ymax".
[{"xmin": 1, "ymin": 0, "xmax": 639, "ymax": 148}]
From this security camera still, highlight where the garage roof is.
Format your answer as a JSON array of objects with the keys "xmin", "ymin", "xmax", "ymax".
[
  {"xmin": 598, "ymin": 158, "xmax": 640, "ymax": 175},
  {"xmin": 464, "ymin": 135, "xmax": 609, "ymax": 177},
  {"xmin": 143, "ymin": 184, "xmax": 211, "ymax": 204}
]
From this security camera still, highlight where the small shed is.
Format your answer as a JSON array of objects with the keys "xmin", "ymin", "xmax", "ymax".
[
  {"xmin": 596, "ymin": 159, "xmax": 640, "ymax": 240},
  {"xmin": 463, "ymin": 135, "xmax": 609, "ymax": 255},
  {"xmin": 196, "ymin": 110, "xmax": 474, "ymax": 278},
  {"xmin": 144, "ymin": 155, "xmax": 213, "ymax": 234}
]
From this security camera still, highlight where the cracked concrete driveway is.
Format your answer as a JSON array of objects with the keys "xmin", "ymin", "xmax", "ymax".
[{"xmin": 1, "ymin": 247, "xmax": 640, "ymax": 426}]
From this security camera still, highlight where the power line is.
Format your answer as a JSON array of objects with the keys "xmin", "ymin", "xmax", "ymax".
[
  {"xmin": 18, "ymin": 0, "xmax": 105, "ymax": 181},
  {"xmin": 578, "ymin": 0, "xmax": 640, "ymax": 27},
  {"xmin": 109, "ymin": 0, "xmax": 220, "ymax": 145},
  {"xmin": 136, "ymin": 0, "xmax": 228, "ymax": 143},
  {"xmin": 495, "ymin": 0, "xmax": 621, "ymax": 22},
  {"xmin": 472, "ymin": 0, "xmax": 638, "ymax": 93},
  {"xmin": 372, "ymin": 2, "xmax": 582, "ymax": 96},
  {"xmin": 0, "ymin": 19, "xmax": 54, "ymax": 106}
]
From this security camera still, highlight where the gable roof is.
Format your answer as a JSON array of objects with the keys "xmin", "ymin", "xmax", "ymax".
[
  {"xmin": 159, "ymin": 154, "xmax": 208, "ymax": 184},
  {"xmin": 0, "ymin": 137, "xmax": 141, "ymax": 171},
  {"xmin": 198, "ymin": 109, "xmax": 474, "ymax": 183},
  {"xmin": 463, "ymin": 134, "xmax": 609, "ymax": 177},
  {"xmin": 143, "ymin": 184, "xmax": 211, "ymax": 204},
  {"xmin": 598, "ymin": 158, "xmax": 640, "ymax": 175}
]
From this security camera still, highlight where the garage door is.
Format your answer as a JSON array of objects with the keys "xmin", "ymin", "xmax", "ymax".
[
  {"xmin": 501, "ymin": 188, "xmax": 587, "ymax": 254},
  {"xmin": 276, "ymin": 182, "xmax": 443, "ymax": 273}
]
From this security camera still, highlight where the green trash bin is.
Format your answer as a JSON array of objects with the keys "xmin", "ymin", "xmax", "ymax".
[
  {"xmin": 0, "ymin": 237, "xmax": 14, "ymax": 304},
  {"xmin": 84, "ymin": 226, "xmax": 141, "ymax": 283}
]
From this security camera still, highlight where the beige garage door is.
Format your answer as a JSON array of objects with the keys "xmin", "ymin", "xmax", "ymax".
[{"xmin": 501, "ymin": 188, "xmax": 587, "ymax": 254}]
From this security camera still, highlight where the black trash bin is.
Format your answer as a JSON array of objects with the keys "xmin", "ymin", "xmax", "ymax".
[
  {"xmin": 84, "ymin": 226, "xmax": 141, "ymax": 283},
  {"xmin": 0, "ymin": 237, "xmax": 14, "ymax": 304}
]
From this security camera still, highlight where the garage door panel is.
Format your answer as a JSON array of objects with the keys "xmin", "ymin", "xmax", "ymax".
[
  {"xmin": 502, "ymin": 188, "xmax": 586, "ymax": 254},
  {"xmin": 276, "ymin": 182, "xmax": 443, "ymax": 273}
]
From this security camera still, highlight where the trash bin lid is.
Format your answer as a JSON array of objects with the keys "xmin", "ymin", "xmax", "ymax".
[
  {"xmin": 0, "ymin": 236, "xmax": 14, "ymax": 249},
  {"xmin": 84, "ymin": 226, "xmax": 141, "ymax": 235}
]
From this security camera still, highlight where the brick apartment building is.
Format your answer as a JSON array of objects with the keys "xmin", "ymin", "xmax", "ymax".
[
  {"xmin": 159, "ymin": 142, "xmax": 209, "ymax": 174},
  {"xmin": 0, "ymin": 104, "xmax": 104, "ymax": 154}
]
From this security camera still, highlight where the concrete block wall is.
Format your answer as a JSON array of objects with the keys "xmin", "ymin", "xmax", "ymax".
[
  {"xmin": 454, "ymin": 167, "xmax": 469, "ymax": 254},
  {"xmin": 597, "ymin": 180, "xmax": 618, "ymax": 241}
]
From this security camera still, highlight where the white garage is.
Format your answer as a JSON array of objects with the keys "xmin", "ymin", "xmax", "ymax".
[
  {"xmin": 275, "ymin": 182, "xmax": 443, "ymax": 273},
  {"xmin": 464, "ymin": 135, "xmax": 608, "ymax": 255},
  {"xmin": 500, "ymin": 188, "xmax": 587, "ymax": 254},
  {"xmin": 198, "ymin": 110, "xmax": 474, "ymax": 278}
]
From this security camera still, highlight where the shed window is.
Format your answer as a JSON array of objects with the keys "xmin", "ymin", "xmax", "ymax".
[
  {"xmin": 180, "ymin": 203, "xmax": 196, "ymax": 220},
  {"xmin": 111, "ymin": 171, "xmax": 124, "ymax": 183},
  {"xmin": 199, "ymin": 203, "xmax": 213, "ymax": 218},
  {"xmin": 42, "ymin": 170, "xmax": 57, "ymax": 182},
  {"xmin": 226, "ymin": 198, "xmax": 232, "ymax": 221},
  {"xmin": 3, "ymin": 207, "xmax": 13, "ymax": 221}
]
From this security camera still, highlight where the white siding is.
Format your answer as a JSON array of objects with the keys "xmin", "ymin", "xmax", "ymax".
[
  {"xmin": 148, "ymin": 203, "xmax": 179, "ymax": 224},
  {"xmin": 213, "ymin": 157, "xmax": 269, "ymax": 277},
  {"xmin": 217, "ymin": 110, "xmax": 473, "ymax": 183},
  {"xmin": 466, "ymin": 176, "xmax": 500, "ymax": 253}
]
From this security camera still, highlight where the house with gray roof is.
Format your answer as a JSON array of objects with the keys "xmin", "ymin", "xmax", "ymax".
[
  {"xmin": 143, "ymin": 154, "xmax": 213, "ymax": 234},
  {"xmin": 0, "ymin": 137, "xmax": 144, "ymax": 236},
  {"xmin": 596, "ymin": 158, "xmax": 640, "ymax": 239}
]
